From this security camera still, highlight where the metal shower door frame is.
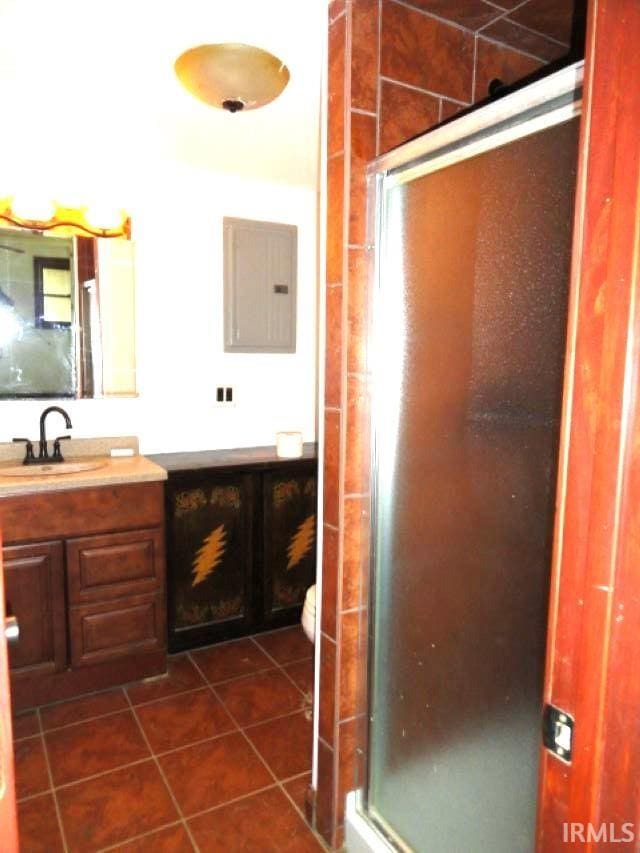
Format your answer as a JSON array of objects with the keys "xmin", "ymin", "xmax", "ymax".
[{"xmin": 359, "ymin": 60, "xmax": 584, "ymax": 852}]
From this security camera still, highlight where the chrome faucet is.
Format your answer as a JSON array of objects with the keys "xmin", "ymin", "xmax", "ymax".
[{"xmin": 38, "ymin": 406, "xmax": 73, "ymax": 462}]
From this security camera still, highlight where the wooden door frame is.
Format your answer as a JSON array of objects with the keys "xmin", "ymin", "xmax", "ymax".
[
  {"xmin": 0, "ymin": 531, "xmax": 19, "ymax": 851},
  {"xmin": 537, "ymin": 0, "xmax": 640, "ymax": 848}
]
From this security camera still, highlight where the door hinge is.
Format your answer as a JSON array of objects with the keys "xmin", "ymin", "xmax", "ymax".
[{"xmin": 543, "ymin": 703, "xmax": 574, "ymax": 763}]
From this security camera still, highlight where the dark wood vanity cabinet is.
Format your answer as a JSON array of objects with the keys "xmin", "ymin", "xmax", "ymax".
[
  {"xmin": 154, "ymin": 447, "xmax": 317, "ymax": 652},
  {"xmin": 1, "ymin": 482, "xmax": 167, "ymax": 710}
]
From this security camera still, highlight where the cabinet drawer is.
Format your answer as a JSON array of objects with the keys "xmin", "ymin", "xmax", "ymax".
[
  {"xmin": 69, "ymin": 594, "xmax": 165, "ymax": 667},
  {"xmin": 66, "ymin": 528, "xmax": 164, "ymax": 604}
]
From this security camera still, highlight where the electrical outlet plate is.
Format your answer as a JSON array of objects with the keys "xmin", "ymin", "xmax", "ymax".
[{"xmin": 214, "ymin": 386, "xmax": 236, "ymax": 407}]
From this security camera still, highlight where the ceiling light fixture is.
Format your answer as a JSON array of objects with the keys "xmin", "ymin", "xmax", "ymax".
[{"xmin": 174, "ymin": 43, "xmax": 290, "ymax": 113}]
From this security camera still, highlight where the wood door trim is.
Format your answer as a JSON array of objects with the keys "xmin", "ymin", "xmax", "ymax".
[
  {"xmin": 537, "ymin": 0, "xmax": 640, "ymax": 846},
  {"xmin": 0, "ymin": 531, "xmax": 19, "ymax": 852}
]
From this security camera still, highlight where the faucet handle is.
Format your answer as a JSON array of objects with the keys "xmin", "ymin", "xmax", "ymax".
[
  {"xmin": 12, "ymin": 437, "xmax": 35, "ymax": 465},
  {"xmin": 52, "ymin": 435, "xmax": 71, "ymax": 462}
]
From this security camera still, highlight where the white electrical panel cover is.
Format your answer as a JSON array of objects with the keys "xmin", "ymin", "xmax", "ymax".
[{"xmin": 223, "ymin": 217, "xmax": 297, "ymax": 353}]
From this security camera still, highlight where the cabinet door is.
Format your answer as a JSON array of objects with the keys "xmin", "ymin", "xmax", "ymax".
[
  {"xmin": 262, "ymin": 466, "xmax": 317, "ymax": 627},
  {"xmin": 3, "ymin": 541, "xmax": 66, "ymax": 676},
  {"xmin": 166, "ymin": 472, "xmax": 254, "ymax": 651}
]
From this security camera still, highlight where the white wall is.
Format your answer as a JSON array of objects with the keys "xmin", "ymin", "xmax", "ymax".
[{"xmin": 0, "ymin": 165, "xmax": 318, "ymax": 454}]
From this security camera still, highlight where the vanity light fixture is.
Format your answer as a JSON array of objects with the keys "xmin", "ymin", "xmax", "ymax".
[
  {"xmin": 174, "ymin": 43, "xmax": 290, "ymax": 113},
  {"xmin": 0, "ymin": 198, "xmax": 130, "ymax": 239}
]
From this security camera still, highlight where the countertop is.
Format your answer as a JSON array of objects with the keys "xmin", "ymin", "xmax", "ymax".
[
  {"xmin": 150, "ymin": 443, "xmax": 318, "ymax": 473},
  {"xmin": 0, "ymin": 439, "xmax": 167, "ymax": 497}
]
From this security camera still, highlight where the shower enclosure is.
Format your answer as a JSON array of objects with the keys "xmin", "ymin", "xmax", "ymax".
[{"xmin": 347, "ymin": 64, "xmax": 582, "ymax": 852}]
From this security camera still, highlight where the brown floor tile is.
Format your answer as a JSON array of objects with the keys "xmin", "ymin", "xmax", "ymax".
[
  {"xmin": 117, "ymin": 822, "xmax": 194, "ymax": 852},
  {"xmin": 282, "ymin": 657, "xmax": 314, "ymax": 698},
  {"xmin": 57, "ymin": 760, "xmax": 178, "ymax": 852},
  {"xmin": 245, "ymin": 711, "xmax": 312, "ymax": 780},
  {"xmin": 126, "ymin": 655, "xmax": 204, "ymax": 705},
  {"xmin": 188, "ymin": 786, "xmax": 322, "ymax": 852},
  {"xmin": 45, "ymin": 710, "xmax": 149, "ymax": 786},
  {"xmin": 254, "ymin": 626, "xmax": 313, "ymax": 665},
  {"xmin": 14, "ymin": 736, "xmax": 49, "ymax": 799},
  {"xmin": 136, "ymin": 687, "xmax": 235, "ymax": 753},
  {"xmin": 41, "ymin": 688, "xmax": 128, "ymax": 731},
  {"xmin": 18, "ymin": 792, "xmax": 64, "ymax": 852},
  {"xmin": 215, "ymin": 669, "xmax": 305, "ymax": 727},
  {"xmin": 190, "ymin": 638, "xmax": 272, "ymax": 684},
  {"xmin": 284, "ymin": 772, "xmax": 312, "ymax": 814},
  {"xmin": 12, "ymin": 709, "xmax": 39, "ymax": 740},
  {"xmin": 159, "ymin": 732, "xmax": 273, "ymax": 817}
]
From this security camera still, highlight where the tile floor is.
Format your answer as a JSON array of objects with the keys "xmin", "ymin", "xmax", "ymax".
[{"xmin": 12, "ymin": 626, "xmax": 324, "ymax": 853}]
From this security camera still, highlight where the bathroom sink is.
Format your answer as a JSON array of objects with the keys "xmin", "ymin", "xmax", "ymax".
[{"xmin": 0, "ymin": 460, "xmax": 107, "ymax": 477}]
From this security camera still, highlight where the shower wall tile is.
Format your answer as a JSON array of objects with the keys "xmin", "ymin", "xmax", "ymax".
[
  {"xmin": 403, "ymin": 0, "xmax": 502, "ymax": 29},
  {"xmin": 329, "ymin": 0, "xmax": 347, "ymax": 24},
  {"xmin": 315, "ymin": 737, "xmax": 336, "ymax": 844},
  {"xmin": 317, "ymin": 1, "xmax": 562, "ymax": 846},
  {"xmin": 441, "ymin": 97, "xmax": 469, "ymax": 121},
  {"xmin": 507, "ymin": 0, "xmax": 575, "ymax": 44},
  {"xmin": 474, "ymin": 37, "xmax": 543, "ymax": 103},
  {"xmin": 351, "ymin": 0, "xmax": 379, "ymax": 112},
  {"xmin": 347, "ymin": 248, "xmax": 368, "ymax": 374},
  {"xmin": 328, "ymin": 12, "xmax": 346, "ymax": 157},
  {"xmin": 381, "ymin": 0, "xmax": 474, "ymax": 102},
  {"xmin": 336, "ymin": 717, "xmax": 359, "ymax": 825},
  {"xmin": 349, "ymin": 111, "xmax": 377, "ymax": 246},
  {"xmin": 405, "ymin": 0, "xmax": 505, "ymax": 29},
  {"xmin": 338, "ymin": 610, "xmax": 362, "ymax": 720},
  {"xmin": 319, "ymin": 634, "xmax": 337, "ymax": 745},
  {"xmin": 379, "ymin": 79, "xmax": 440, "ymax": 154},
  {"xmin": 323, "ymin": 409, "xmax": 341, "ymax": 528},
  {"xmin": 325, "ymin": 284, "xmax": 343, "ymax": 408},
  {"xmin": 326, "ymin": 155, "xmax": 345, "ymax": 284},
  {"xmin": 482, "ymin": 17, "xmax": 569, "ymax": 62},
  {"xmin": 345, "ymin": 373, "xmax": 370, "ymax": 496},
  {"xmin": 322, "ymin": 524, "xmax": 339, "ymax": 639},
  {"xmin": 342, "ymin": 497, "xmax": 369, "ymax": 611},
  {"xmin": 489, "ymin": 0, "xmax": 524, "ymax": 8}
]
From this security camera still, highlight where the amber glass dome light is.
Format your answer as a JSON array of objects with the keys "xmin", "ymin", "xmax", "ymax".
[{"xmin": 174, "ymin": 43, "xmax": 290, "ymax": 112}]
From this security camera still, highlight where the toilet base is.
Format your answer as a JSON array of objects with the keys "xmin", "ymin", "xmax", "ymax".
[{"xmin": 301, "ymin": 584, "xmax": 316, "ymax": 643}]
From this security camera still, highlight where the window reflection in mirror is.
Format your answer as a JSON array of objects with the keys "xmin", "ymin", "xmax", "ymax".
[{"xmin": 0, "ymin": 229, "xmax": 136, "ymax": 398}]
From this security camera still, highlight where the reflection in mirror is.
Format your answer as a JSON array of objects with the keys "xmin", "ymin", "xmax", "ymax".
[{"xmin": 0, "ymin": 229, "xmax": 136, "ymax": 398}]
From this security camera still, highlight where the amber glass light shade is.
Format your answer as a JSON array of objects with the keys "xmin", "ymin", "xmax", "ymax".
[
  {"xmin": 0, "ymin": 198, "xmax": 130, "ymax": 239},
  {"xmin": 174, "ymin": 43, "xmax": 290, "ymax": 112}
]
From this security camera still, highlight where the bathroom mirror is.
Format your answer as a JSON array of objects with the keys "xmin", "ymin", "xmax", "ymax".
[{"xmin": 0, "ymin": 228, "xmax": 136, "ymax": 398}]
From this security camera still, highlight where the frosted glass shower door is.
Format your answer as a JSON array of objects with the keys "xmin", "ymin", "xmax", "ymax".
[{"xmin": 367, "ymin": 115, "xmax": 579, "ymax": 851}]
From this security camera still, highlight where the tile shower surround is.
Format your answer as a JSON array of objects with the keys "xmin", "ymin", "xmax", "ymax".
[{"xmin": 319, "ymin": 0, "xmax": 581, "ymax": 846}]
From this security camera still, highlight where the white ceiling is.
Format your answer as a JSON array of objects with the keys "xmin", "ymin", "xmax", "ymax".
[{"xmin": 0, "ymin": 0, "xmax": 324, "ymax": 199}]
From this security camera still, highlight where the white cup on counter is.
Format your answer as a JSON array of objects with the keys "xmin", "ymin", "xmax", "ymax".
[{"xmin": 276, "ymin": 431, "xmax": 303, "ymax": 458}]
